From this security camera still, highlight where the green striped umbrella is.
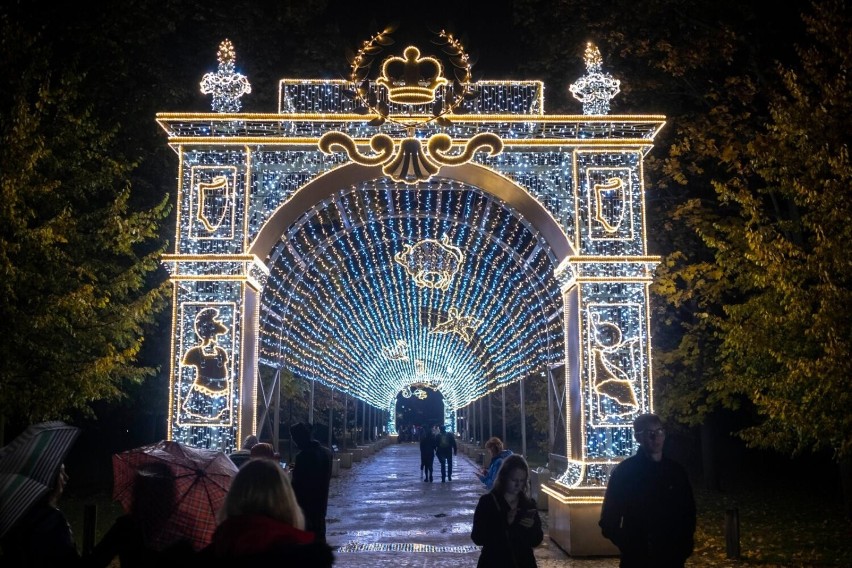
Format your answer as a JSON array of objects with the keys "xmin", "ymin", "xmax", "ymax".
[{"xmin": 0, "ymin": 421, "xmax": 80, "ymax": 537}]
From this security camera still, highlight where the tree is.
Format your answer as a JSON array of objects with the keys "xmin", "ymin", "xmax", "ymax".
[
  {"xmin": 652, "ymin": 0, "xmax": 851, "ymax": 475},
  {"xmin": 0, "ymin": 20, "xmax": 170, "ymax": 426}
]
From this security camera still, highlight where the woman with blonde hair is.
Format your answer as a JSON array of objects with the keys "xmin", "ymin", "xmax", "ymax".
[
  {"xmin": 471, "ymin": 454, "xmax": 543, "ymax": 567},
  {"xmin": 197, "ymin": 458, "xmax": 333, "ymax": 565}
]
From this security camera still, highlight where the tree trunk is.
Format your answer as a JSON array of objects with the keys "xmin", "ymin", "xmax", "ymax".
[{"xmin": 701, "ymin": 414, "xmax": 721, "ymax": 491}]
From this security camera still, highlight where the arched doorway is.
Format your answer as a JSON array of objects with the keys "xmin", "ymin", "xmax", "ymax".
[{"xmin": 157, "ymin": 41, "xmax": 664, "ymax": 553}]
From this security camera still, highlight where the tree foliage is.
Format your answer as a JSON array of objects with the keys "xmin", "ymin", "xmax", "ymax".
[
  {"xmin": 512, "ymin": 0, "xmax": 852, "ymax": 463},
  {"xmin": 0, "ymin": 19, "xmax": 170, "ymax": 423}
]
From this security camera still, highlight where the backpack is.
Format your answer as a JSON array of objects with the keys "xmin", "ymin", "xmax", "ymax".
[{"xmin": 438, "ymin": 433, "xmax": 451, "ymax": 449}]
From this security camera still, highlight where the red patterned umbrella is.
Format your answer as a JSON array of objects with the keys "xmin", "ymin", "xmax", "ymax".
[{"xmin": 112, "ymin": 440, "xmax": 238, "ymax": 551}]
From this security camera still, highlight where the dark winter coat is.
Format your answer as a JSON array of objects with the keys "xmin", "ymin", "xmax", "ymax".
[
  {"xmin": 290, "ymin": 439, "xmax": 333, "ymax": 540},
  {"xmin": 435, "ymin": 430, "xmax": 457, "ymax": 457},
  {"xmin": 420, "ymin": 432, "xmax": 436, "ymax": 467},
  {"xmin": 0, "ymin": 501, "xmax": 80, "ymax": 568},
  {"xmin": 471, "ymin": 491, "xmax": 543, "ymax": 568},
  {"xmin": 599, "ymin": 447, "xmax": 696, "ymax": 568},
  {"xmin": 82, "ymin": 514, "xmax": 194, "ymax": 568}
]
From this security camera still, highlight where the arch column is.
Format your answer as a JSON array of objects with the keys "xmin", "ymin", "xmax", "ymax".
[{"xmin": 161, "ymin": 255, "xmax": 267, "ymax": 452}]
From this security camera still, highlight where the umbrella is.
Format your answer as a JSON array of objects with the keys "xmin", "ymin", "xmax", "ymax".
[
  {"xmin": 0, "ymin": 421, "xmax": 81, "ymax": 538},
  {"xmin": 112, "ymin": 440, "xmax": 238, "ymax": 551}
]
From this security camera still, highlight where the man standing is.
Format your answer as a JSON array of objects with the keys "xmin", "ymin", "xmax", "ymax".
[
  {"xmin": 289, "ymin": 422, "xmax": 333, "ymax": 542},
  {"xmin": 435, "ymin": 425, "xmax": 457, "ymax": 482},
  {"xmin": 599, "ymin": 413, "xmax": 696, "ymax": 568}
]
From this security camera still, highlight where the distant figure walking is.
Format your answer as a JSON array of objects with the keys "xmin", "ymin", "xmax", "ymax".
[
  {"xmin": 599, "ymin": 413, "xmax": 696, "ymax": 568},
  {"xmin": 289, "ymin": 422, "xmax": 333, "ymax": 542},
  {"xmin": 420, "ymin": 425, "xmax": 437, "ymax": 482},
  {"xmin": 435, "ymin": 425, "xmax": 457, "ymax": 482},
  {"xmin": 477, "ymin": 437, "xmax": 513, "ymax": 490},
  {"xmin": 471, "ymin": 454, "xmax": 543, "ymax": 567}
]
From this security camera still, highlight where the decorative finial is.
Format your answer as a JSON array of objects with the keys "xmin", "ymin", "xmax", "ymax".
[
  {"xmin": 200, "ymin": 39, "xmax": 252, "ymax": 113},
  {"xmin": 569, "ymin": 42, "xmax": 621, "ymax": 115}
]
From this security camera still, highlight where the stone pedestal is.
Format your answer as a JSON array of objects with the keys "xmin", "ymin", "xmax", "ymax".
[
  {"xmin": 544, "ymin": 483, "xmax": 619, "ymax": 557},
  {"xmin": 530, "ymin": 468, "xmax": 550, "ymax": 511},
  {"xmin": 339, "ymin": 452, "xmax": 353, "ymax": 468},
  {"xmin": 352, "ymin": 448, "xmax": 363, "ymax": 462},
  {"xmin": 331, "ymin": 458, "xmax": 341, "ymax": 477}
]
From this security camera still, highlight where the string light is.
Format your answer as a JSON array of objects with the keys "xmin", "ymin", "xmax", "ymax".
[
  {"xmin": 200, "ymin": 39, "xmax": 252, "ymax": 112},
  {"xmin": 161, "ymin": 41, "xmax": 664, "ymax": 494}
]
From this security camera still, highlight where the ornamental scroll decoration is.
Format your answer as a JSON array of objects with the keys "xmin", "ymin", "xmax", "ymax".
[{"xmin": 318, "ymin": 28, "xmax": 504, "ymax": 184}]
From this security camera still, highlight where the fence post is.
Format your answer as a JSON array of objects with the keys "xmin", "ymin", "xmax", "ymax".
[
  {"xmin": 82, "ymin": 503, "xmax": 97, "ymax": 555},
  {"xmin": 725, "ymin": 508, "xmax": 740, "ymax": 559}
]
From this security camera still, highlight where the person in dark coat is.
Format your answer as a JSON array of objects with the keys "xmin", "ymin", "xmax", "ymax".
[
  {"xmin": 471, "ymin": 454, "xmax": 543, "ymax": 568},
  {"xmin": 1, "ymin": 463, "xmax": 81, "ymax": 568},
  {"xmin": 83, "ymin": 462, "xmax": 194, "ymax": 568},
  {"xmin": 289, "ymin": 421, "xmax": 333, "ymax": 542},
  {"xmin": 435, "ymin": 425, "xmax": 457, "ymax": 482},
  {"xmin": 419, "ymin": 425, "xmax": 437, "ymax": 482},
  {"xmin": 196, "ymin": 458, "xmax": 333, "ymax": 567},
  {"xmin": 599, "ymin": 413, "xmax": 696, "ymax": 568}
]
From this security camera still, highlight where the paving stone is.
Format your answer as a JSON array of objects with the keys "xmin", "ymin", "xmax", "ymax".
[{"xmin": 327, "ymin": 441, "xmax": 620, "ymax": 567}]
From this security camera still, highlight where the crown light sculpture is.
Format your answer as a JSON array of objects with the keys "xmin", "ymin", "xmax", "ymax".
[
  {"xmin": 159, "ymin": 32, "xmax": 664, "ymax": 555},
  {"xmin": 200, "ymin": 39, "xmax": 252, "ymax": 112},
  {"xmin": 569, "ymin": 42, "xmax": 621, "ymax": 115}
]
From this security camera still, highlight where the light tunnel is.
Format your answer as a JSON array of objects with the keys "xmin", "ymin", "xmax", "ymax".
[{"xmin": 255, "ymin": 174, "xmax": 566, "ymax": 425}]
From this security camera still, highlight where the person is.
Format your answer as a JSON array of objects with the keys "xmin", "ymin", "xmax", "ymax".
[
  {"xmin": 83, "ymin": 462, "xmax": 194, "ymax": 567},
  {"xmin": 196, "ymin": 458, "xmax": 334, "ymax": 566},
  {"xmin": 471, "ymin": 454, "xmax": 543, "ymax": 568},
  {"xmin": 599, "ymin": 413, "xmax": 696, "ymax": 568},
  {"xmin": 477, "ymin": 437, "xmax": 513, "ymax": 490},
  {"xmin": 289, "ymin": 422, "xmax": 333, "ymax": 542},
  {"xmin": 1, "ymin": 463, "xmax": 81, "ymax": 567},
  {"xmin": 227, "ymin": 434, "xmax": 259, "ymax": 468},
  {"xmin": 435, "ymin": 425, "xmax": 457, "ymax": 482},
  {"xmin": 249, "ymin": 442, "xmax": 279, "ymax": 461},
  {"xmin": 419, "ymin": 425, "xmax": 437, "ymax": 482}
]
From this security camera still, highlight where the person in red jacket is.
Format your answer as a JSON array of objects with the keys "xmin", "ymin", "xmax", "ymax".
[
  {"xmin": 599, "ymin": 413, "xmax": 696, "ymax": 568},
  {"xmin": 197, "ymin": 458, "xmax": 333, "ymax": 566}
]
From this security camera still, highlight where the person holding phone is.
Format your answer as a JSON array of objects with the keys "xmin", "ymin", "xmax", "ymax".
[{"xmin": 471, "ymin": 454, "xmax": 543, "ymax": 567}]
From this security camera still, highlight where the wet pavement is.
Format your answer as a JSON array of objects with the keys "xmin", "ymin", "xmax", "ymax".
[{"xmin": 326, "ymin": 440, "xmax": 620, "ymax": 567}]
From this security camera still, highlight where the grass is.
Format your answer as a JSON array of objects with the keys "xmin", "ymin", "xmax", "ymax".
[{"xmin": 688, "ymin": 478, "xmax": 852, "ymax": 567}]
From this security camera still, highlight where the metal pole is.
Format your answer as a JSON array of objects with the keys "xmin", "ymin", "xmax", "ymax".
[
  {"xmin": 501, "ymin": 387, "xmax": 507, "ymax": 444},
  {"xmin": 479, "ymin": 397, "xmax": 485, "ymax": 447},
  {"xmin": 488, "ymin": 393, "xmax": 493, "ymax": 439},
  {"xmin": 343, "ymin": 392, "xmax": 349, "ymax": 449},
  {"xmin": 309, "ymin": 380, "xmax": 315, "ymax": 424},
  {"xmin": 328, "ymin": 387, "xmax": 334, "ymax": 450},
  {"xmin": 354, "ymin": 396, "xmax": 359, "ymax": 445},
  {"xmin": 520, "ymin": 377, "xmax": 527, "ymax": 458},
  {"xmin": 273, "ymin": 368, "xmax": 281, "ymax": 453},
  {"xmin": 361, "ymin": 400, "xmax": 366, "ymax": 444},
  {"xmin": 547, "ymin": 367, "xmax": 554, "ymax": 453}
]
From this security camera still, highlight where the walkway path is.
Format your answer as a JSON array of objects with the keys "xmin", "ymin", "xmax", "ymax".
[{"xmin": 326, "ymin": 440, "xmax": 619, "ymax": 567}]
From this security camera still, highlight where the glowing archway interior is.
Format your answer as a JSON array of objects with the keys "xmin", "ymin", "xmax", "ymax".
[{"xmin": 258, "ymin": 177, "xmax": 564, "ymax": 422}]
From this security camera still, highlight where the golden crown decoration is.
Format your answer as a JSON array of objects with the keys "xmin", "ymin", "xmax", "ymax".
[
  {"xmin": 376, "ymin": 46, "xmax": 448, "ymax": 105},
  {"xmin": 319, "ymin": 27, "xmax": 502, "ymax": 184}
]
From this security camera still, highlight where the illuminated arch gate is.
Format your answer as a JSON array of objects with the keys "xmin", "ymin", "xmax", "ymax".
[{"xmin": 157, "ymin": 49, "xmax": 664, "ymax": 554}]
